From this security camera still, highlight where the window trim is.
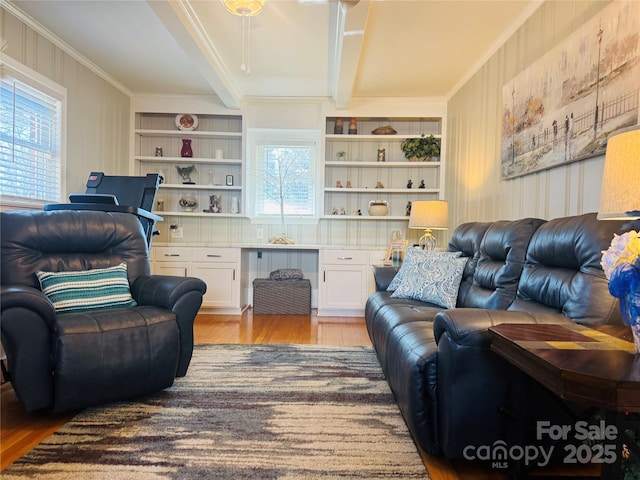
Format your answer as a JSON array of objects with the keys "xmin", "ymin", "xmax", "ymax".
[
  {"xmin": 245, "ymin": 128, "xmax": 322, "ymax": 225},
  {"xmin": 1, "ymin": 55, "xmax": 67, "ymax": 210}
]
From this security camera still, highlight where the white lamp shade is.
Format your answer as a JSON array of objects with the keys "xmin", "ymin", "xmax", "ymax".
[
  {"xmin": 598, "ymin": 126, "xmax": 640, "ymax": 220},
  {"xmin": 409, "ymin": 200, "xmax": 449, "ymax": 230}
]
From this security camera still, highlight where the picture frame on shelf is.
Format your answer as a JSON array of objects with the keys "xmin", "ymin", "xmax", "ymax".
[
  {"xmin": 226, "ymin": 175, "xmax": 234, "ymax": 186},
  {"xmin": 385, "ymin": 240, "xmax": 408, "ymax": 266}
]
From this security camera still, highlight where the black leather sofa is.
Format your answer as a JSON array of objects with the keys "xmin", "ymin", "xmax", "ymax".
[
  {"xmin": 1, "ymin": 210, "xmax": 207, "ymax": 413},
  {"xmin": 365, "ymin": 213, "xmax": 625, "ymax": 458}
]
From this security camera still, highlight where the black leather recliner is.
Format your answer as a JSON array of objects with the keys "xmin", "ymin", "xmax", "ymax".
[{"xmin": 1, "ymin": 210, "xmax": 207, "ymax": 413}]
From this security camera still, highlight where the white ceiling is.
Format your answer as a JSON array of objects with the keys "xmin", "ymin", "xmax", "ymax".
[{"xmin": 8, "ymin": 0, "xmax": 542, "ymax": 109}]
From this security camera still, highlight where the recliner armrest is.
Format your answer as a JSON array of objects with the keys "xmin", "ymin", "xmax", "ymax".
[
  {"xmin": 1, "ymin": 285, "xmax": 57, "ymax": 324},
  {"xmin": 131, "ymin": 275, "xmax": 207, "ymax": 377},
  {"xmin": 0, "ymin": 286, "xmax": 56, "ymax": 411},
  {"xmin": 131, "ymin": 275, "xmax": 207, "ymax": 310},
  {"xmin": 373, "ymin": 266, "xmax": 399, "ymax": 291},
  {"xmin": 433, "ymin": 308, "xmax": 584, "ymax": 458},
  {"xmin": 433, "ymin": 308, "xmax": 573, "ymax": 346}
]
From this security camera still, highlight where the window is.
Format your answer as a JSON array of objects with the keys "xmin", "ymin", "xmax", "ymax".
[
  {"xmin": 1, "ymin": 57, "xmax": 65, "ymax": 208},
  {"xmin": 246, "ymin": 129, "xmax": 321, "ymax": 223}
]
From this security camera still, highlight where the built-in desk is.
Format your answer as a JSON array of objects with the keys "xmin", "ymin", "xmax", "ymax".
[{"xmin": 151, "ymin": 243, "xmax": 387, "ymax": 315}]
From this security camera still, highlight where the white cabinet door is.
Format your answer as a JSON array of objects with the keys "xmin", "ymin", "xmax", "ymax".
[
  {"xmin": 153, "ymin": 262, "xmax": 189, "ymax": 277},
  {"xmin": 190, "ymin": 247, "xmax": 241, "ymax": 312},
  {"xmin": 192, "ymin": 263, "xmax": 239, "ymax": 310},
  {"xmin": 318, "ymin": 250, "xmax": 368, "ymax": 316}
]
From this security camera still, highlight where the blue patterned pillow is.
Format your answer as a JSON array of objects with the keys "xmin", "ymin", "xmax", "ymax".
[
  {"xmin": 390, "ymin": 253, "xmax": 468, "ymax": 309},
  {"xmin": 36, "ymin": 263, "xmax": 137, "ymax": 313},
  {"xmin": 387, "ymin": 248, "xmax": 461, "ymax": 291}
]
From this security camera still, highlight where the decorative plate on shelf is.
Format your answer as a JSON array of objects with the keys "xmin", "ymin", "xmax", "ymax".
[{"xmin": 175, "ymin": 114, "xmax": 198, "ymax": 131}]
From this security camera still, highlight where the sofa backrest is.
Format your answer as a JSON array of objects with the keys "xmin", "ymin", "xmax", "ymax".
[
  {"xmin": 460, "ymin": 218, "xmax": 546, "ymax": 310},
  {"xmin": 508, "ymin": 212, "xmax": 624, "ymax": 327},
  {"xmin": 1, "ymin": 210, "xmax": 150, "ymax": 289},
  {"xmin": 446, "ymin": 221, "xmax": 491, "ymax": 307}
]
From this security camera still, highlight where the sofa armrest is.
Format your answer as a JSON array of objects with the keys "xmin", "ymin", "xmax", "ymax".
[
  {"xmin": 432, "ymin": 308, "xmax": 576, "ymax": 458},
  {"xmin": 433, "ymin": 308, "xmax": 573, "ymax": 346},
  {"xmin": 373, "ymin": 266, "xmax": 399, "ymax": 291},
  {"xmin": 0, "ymin": 286, "xmax": 56, "ymax": 411},
  {"xmin": 131, "ymin": 275, "xmax": 207, "ymax": 377}
]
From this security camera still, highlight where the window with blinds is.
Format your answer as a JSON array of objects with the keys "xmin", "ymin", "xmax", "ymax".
[
  {"xmin": 1, "ymin": 59, "xmax": 64, "ymax": 206},
  {"xmin": 246, "ymin": 129, "xmax": 321, "ymax": 223}
]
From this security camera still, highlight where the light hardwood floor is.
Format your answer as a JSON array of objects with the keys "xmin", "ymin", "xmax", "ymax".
[{"xmin": 1, "ymin": 311, "xmax": 594, "ymax": 478}]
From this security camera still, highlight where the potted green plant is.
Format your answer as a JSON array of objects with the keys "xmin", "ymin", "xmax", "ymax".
[{"xmin": 400, "ymin": 134, "xmax": 440, "ymax": 161}]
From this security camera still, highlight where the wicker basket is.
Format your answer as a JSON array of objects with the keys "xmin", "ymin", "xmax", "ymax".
[{"xmin": 253, "ymin": 279, "xmax": 311, "ymax": 315}]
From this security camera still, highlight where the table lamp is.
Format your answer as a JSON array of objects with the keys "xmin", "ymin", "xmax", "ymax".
[
  {"xmin": 597, "ymin": 125, "xmax": 640, "ymax": 223},
  {"xmin": 408, "ymin": 200, "xmax": 449, "ymax": 250}
]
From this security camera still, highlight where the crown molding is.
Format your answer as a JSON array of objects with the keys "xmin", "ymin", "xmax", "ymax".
[{"xmin": 2, "ymin": 0, "xmax": 132, "ymax": 97}]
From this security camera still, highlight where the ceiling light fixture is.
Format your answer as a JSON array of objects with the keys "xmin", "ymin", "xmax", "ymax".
[
  {"xmin": 222, "ymin": 0, "xmax": 265, "ymax": 74},
  {"xmin": 222, "ymin": 0, "xmax": 265, "ymax": 16}
]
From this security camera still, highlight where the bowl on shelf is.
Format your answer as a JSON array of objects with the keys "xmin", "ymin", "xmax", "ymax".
[{"xmin": 179, "ymin": 194, "xmax": 198, "ymax": 212}]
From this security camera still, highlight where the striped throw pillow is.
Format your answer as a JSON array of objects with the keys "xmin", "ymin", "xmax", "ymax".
[{"xmin": 36, "ymin": 263, "xmax": 137, "ymax": 313}]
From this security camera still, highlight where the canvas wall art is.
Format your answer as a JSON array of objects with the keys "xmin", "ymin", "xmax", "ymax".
[{"xmin": 501, "ymin": 1, "xmax": 640, "ymax": 179}]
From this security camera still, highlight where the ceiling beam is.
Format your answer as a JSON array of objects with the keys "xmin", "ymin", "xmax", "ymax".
[
  {"xmin": 328, "ymin": 0, "xmax": 369, "ymax": 109},
  {"xmin": 148, "ymin": 0, "xmax": 242, "ymax": 109}
]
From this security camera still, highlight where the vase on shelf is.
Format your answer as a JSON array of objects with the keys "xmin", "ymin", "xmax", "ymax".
[
  {"xmin": 621, "ymin": 292, "xmax": 640, "ymax": 353},
  {"xmin": 368, "ymin": 200, "xmax": 388, "ymax": 216},
  {"xmin": 181, "ymin": 139, "xmax": 193, "ymax": 158}
]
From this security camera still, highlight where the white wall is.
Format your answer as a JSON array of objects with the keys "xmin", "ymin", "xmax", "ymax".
[
  {"xmin": 445, "ymin": 0, "xmax": 618, "ymax": 226},
  {"xmin": 6, "ymin": 0, "xmax": 633, "ymax": 242},
  {"xmin": 2, "ymin": 5, "xmax": 131, "ymax": 199}
]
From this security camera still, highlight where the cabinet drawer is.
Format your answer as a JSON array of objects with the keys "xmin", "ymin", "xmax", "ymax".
[
  {"xmin": 154, "ymin": 247, "xmax": 192, "ymax": 262},
  {"xmin": 191, "ymin": 247, "xmax": 239, "ymax": 263},
  {"xmin": 369, "ymin": 250, "xmax": 388, "ymax": 265},
  {"xmin": 322, "ymin": 250, "xmax": 368, "ymax": 265}
]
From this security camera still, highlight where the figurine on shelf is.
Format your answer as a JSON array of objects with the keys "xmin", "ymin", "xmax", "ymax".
[
  {"xmin": 336, "ymin": 180, "xmax": 343, "ymax": 188},
  {"xmin": 176, "ymin": 165, "xmax": 196, "ymax": 184},
  {"xmin": 332, "ymin": 207, "xmax": 339, "ymax": 215},
  {"xmin": 419, "ymin": 180, "xmax": 426, "ymax": 189},
  {"xmin": 375, "ymin": 181, "xmax": 384, "ymax": 189},
  {"xmin": 209, "ymin": 195, "xmax": 222, "ymax": 213},
  {"xmin": 340, "ymin": 207, "xmax": 346, "ymax": 215},
  {"xmin": 348, "ymin": 118, "xmax": 358, "ymax": 135},
  {"xmin": 346, "ymin": 180, "xmax": 352, "ymax": 188},
  {"xmin": 407, "ymin": 179, "xmax": 413, "ymax": 189},
  {"xmin": 406, "ymin": 201, "xmax": 412, "ymax": 216},
  {"xmin": 377, "ymin": 148, "xmax": 386, "ymax": 162},
  {"xmin": 357, "ymin": 209, "xmax": 362, "ymax": 216}
]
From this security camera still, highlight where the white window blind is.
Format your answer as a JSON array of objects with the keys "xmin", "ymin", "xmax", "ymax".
[
  {"xmin": 247, "ymin": 129, "xmax": 321, "ymax": 223},
  {"xmin": 1, "ymin": 61, "xmax": 64, "ymax": 205}
]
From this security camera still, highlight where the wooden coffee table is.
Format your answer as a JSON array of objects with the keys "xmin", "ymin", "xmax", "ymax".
[{"xmin": 488, "ymin": 323, "xmax": 640, "ymax": 478}]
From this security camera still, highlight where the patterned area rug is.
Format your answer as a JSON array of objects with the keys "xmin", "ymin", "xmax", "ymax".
[{"xmin": 3, "ymin": 344, "xmax": 429, "ymax": 479}]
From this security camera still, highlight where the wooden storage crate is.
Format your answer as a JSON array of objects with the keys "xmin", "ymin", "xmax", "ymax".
[{"xmin": 252, "ymin": 279, "xmax": 311, "ymax": 315}]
